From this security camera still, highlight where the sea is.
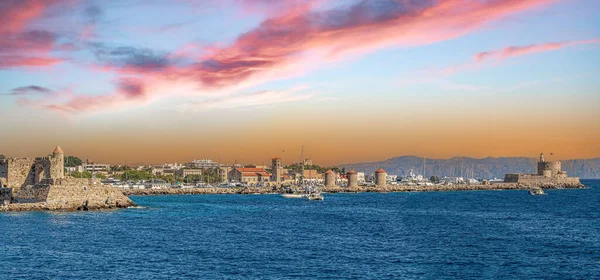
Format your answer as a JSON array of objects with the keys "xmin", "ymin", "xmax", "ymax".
[{"xmin": 1, "ymin": 180, "xmax": 599, "ymax": 279}]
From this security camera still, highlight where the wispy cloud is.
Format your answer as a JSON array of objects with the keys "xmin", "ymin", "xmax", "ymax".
[
  {"xmin": 399, "ymin": 37, "xmax": 600, "ymax": 85},
  {"xmin": 0, "ymin": 0, "xmax": 77, "ymax": 69},
  {"xmin": 17, "ymin": 0, "xmax": 557, "ymax": 114},
  {"xmin": 183, "ymin": 85, "xmax": 313, "ymax": 111},
  {"xmin": 5, "ymin": 86, "xmax": 54, "ymax": 96},
  {"xmin": 474, "ymin": 38, "xmax": 600, "ymax": 62}
]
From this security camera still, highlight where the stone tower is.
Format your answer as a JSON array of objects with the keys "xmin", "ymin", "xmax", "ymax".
[
  {"xmin": 375, "ymin": 168, "xmax": 387, "ymax": 186},
  {"xmin": 324, "ymin": 170, "xmax": 336, "ymax": 187},
  {"xmin": 50, "ymin": 146, "xmax": 65, "ymax": 179},
  {"xmin": 271, "ymin": 157, "xmax": 282, "ymax": 186},
  {"xmin": 536, "ymin": 153, "xmax": 561, "ymax": 178},
  {"xmin": 346, "ymin": 170, "xmax": 358, "ymax": 188}
]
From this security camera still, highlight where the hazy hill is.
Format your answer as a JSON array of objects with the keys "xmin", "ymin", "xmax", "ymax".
[{"xmin": 342, "ymin": 156, "xmax": 600, "ymax": 179}]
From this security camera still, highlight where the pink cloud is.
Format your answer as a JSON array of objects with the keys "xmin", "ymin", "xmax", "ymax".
[
  {"xmin": 42, "ymin": 78, "xmax": 152, "ymax": 115},
  {"xmin": 0, "ymin": 0, "xmax": 78, "ymax": 69},
  {"xmin": 474, "ymin": 38, "xmax": 600, "ymax": 62},
  {"xmin": 399, "ymin": 37, "xmax": 600, "ymax": 87},
  {"xmin": 0, "ymin": 55, "xmax": 64, "ymax": 68},
  {"xmin": 39, "ymin": 0, "xmax": 557, "ymax": 114}
]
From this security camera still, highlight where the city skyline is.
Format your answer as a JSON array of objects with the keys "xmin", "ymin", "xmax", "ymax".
[{"xmin": 1, "ymin": 0, "xmax": 599, "ymax": 165}]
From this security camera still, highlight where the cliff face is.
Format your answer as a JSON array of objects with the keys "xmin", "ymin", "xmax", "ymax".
[{"xmin": 342, "ymin": 156, "xmax": 600, "ymax": 179}]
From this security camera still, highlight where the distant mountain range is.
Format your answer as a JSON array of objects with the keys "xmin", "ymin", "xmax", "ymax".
[{"xmin": 342, "ymin": 156, "xmax": 600, "ymax": 179}]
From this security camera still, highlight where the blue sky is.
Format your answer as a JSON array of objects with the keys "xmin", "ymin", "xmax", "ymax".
[{"xmin": 0, "ymin": 0, "xmax": 598, "ymax": 164}]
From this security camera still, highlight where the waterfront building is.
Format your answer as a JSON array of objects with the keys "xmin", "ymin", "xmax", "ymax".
[
  {"xmin": 66, "ymin": 166, "xmax": 84, "ymax": 173},
  {"xmin": 187, "ymin": 159, "xmax": 219, "ymax": 169},
  {"xmin": 303, "ymin": 169, "xmax": 323, "ymax": 183},
  {"xmin": 357, "ymin": 172, "xmax": 366, "ymax": 183},
  {"xmin": 303, "ymin": 158, "xmax": 313, "ymax": 166},
  {"xmin": 218, "ymin": 166, "xmax": 230, "ymax": 182},
  {"xmin": 271, "ymin": 157, "xmax": 282, "ymax": 186},
  {"xmin": 82, "ymin": 162, "xmax": 110, "ymax": 172},
  {"xmin": 175, "ymin": 169, "xmax": 203, "ymax": 177},
  {"xmin": 386, "ymin": 174, "xmax": 397, "ymax": 182},
  {"xmin": 229, "ymin": 167, "xmax": 271, "ymax": 184}
]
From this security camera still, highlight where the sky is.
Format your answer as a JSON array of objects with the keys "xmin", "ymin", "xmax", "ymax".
[{"xmin": 0, "ymin": 0, "xmax": 599, "ymax": 166}]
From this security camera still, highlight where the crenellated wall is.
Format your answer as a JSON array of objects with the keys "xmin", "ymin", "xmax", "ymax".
[{"xmin": 0, "ymin": 151, "xmax": 64, "ymax": 194}]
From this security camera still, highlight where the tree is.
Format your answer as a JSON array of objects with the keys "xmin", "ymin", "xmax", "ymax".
[
  {"xmin": 429, "ymin": 176, "xmax": 439, "ymax": 184},
  {"xmin": 160, "ymin": 174, "xmax": 176, "ymax": 184},
  {"xmin": 71, "ymin": 171, "xmax": 92, "ymax": 178},
  {"xmin": 119, "ymin": 170, "xmax": 152, "ymax": 181},
  {"xmin": 0, "ymin": 154, "xmax": 5, "ymax": 160},
  {"xmin": 184, "ymin": 174, "xmax": 202, "ymax": 184},
  {"xmin": 65, "ymin": 156, "xmax": 83, "ymax": 167}
]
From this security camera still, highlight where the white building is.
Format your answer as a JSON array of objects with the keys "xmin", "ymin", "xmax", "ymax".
[
  {"xmin": 82, "ymin": 162, "xmax": 110, "ymax": 172},
  {"xmin": 66, "ymin": 166, "xmax": 84, "ymax": 173},
  {"xmin": 386, "ymin": 174, "xmax": 398, "ymax": 182},
  {"xmin": 357, "ymin": 172, "xmax": 366, "ymax": 183},
  {"xmin": 187, "ymin": 159, "xmax": 219, "ymax": 169}
]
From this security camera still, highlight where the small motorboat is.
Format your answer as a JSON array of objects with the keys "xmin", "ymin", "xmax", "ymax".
[
  {"xmin": 281, "ymin": 193, "xmax": 304, "ymax": 198},
  {"xmin": 528, "ymin": 188, "xmax": 546, "ymax": 196},
  {"xmin": 304, "ymin": 193, "xmax": 324, "ymax": 200}
]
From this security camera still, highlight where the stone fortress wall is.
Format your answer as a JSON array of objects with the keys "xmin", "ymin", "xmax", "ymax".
[
  {"xmin": 504, "ymin": 153, "xmax": 580, "ymax": 186},
  {"xmin": 0, "ymin": 146, "xmax": 65, "ymax": 193},
  {"xmin": 0, "ymin": 147, "xmax": 135, "ymax": 211}
]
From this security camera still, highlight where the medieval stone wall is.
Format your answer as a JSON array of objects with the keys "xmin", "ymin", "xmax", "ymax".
[
  {"xmin": 5, "ymin": 158, "xmax": 36, "ymax": 192},
  {"xmin": 0, "ymin": 188, "xmax": 12, "ymax": 205},
  {"xmin": 504, "ymin": 173, "xmax": 581, "ymax": 186},
  {"xmin": 0, "ymin": 150, "xmax": 64, "ymax": 194},
  {"xmin": 14, "ymin": 184, "xmax": 50, "ymax": 203},
  {"xmin": 0, "ymin": 161, "xmax": 7, "ymax": 182},
  {"xmin": 45, "ymin": 183, "xmax": 134, "ymax": 210}
]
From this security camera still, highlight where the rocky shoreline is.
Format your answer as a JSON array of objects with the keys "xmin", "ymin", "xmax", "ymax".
[
  {"xmin": 0, "ymin": 200, "xmax": 134, "ymax": 212},
  {"xmin": 124, "ymin": 182, "xmax": 587, "ymax": 196},
  {"xmin": 0, "ymin": 182, "xmax": 136, "ymax": 212},
  {"xmin": 1, "ymin": 182, "xmax": 585, "ymax": 212}
]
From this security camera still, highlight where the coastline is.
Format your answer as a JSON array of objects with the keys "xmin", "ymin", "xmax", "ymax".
[
  {"xmin": 123, "ymin": 182, "xmax": 587, "ymax": 196},
  {"xmin": 0, "ymin": 182, "xmax": 136, "ymax": 212}
]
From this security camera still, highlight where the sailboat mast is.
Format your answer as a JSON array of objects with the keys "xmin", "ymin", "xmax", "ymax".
[{"xmin": 301, "ymin": 145, "xmax": 305, "ymax": 187}]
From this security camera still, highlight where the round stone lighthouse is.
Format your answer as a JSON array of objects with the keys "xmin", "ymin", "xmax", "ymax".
[
  {"xmin": 325, "ymin": 170, "xmax": 336, "ymax": 187},
  {"xmin": 346, "ymin": 170, "xmax": 358, "ymax": 188},
  {"xmin": 375, "ymin": 168, "xmax": 387, "ymax": 186}
]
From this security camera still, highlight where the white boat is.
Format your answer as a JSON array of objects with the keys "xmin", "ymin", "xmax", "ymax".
[
  {"xmin": 281, "ymin": 193, "xmax": 304, "ymax": 198},
  {"xmin": 304, "ymin": 193, "xmax": 324, "ymax": 200},
  {"xmin": 528, "ymin": 188, "xmax": 545, "ymax": 196}
]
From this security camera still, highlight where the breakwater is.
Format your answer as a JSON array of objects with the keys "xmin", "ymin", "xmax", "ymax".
[
  {"xmin": 1, "ymin": 182, "xmax": 136, "ymax": 212},
  {"xmin": 124, "ymin": 181, "xmax": 586, "ymax": 196}
]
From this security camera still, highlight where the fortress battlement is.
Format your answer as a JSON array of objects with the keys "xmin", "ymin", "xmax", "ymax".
[
  {"xmin": 0, "ymin": 146, "xmax": 64, "ymax": 192},
  {"xmin": 503, "ymin": 153, "xmax": 581, "ymax": 187}
]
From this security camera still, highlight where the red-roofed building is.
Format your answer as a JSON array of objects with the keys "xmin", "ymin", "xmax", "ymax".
[{"xmin": 228, "ymin": 167, "xmax": 271, "ymax": 184}]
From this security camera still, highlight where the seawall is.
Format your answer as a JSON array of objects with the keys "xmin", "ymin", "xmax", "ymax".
[
  {"xmin": 1, "ymin": 183, "xmax": 136, "ymax": 212},
  {"xmin": 124, "ymin": 181, "xmax": 586, "ymax": 196}
]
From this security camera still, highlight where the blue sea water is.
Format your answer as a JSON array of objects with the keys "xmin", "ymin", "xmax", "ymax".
[{"xmin": 1, "ymin": 180, "xmax": 599, "ymax": 279}]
